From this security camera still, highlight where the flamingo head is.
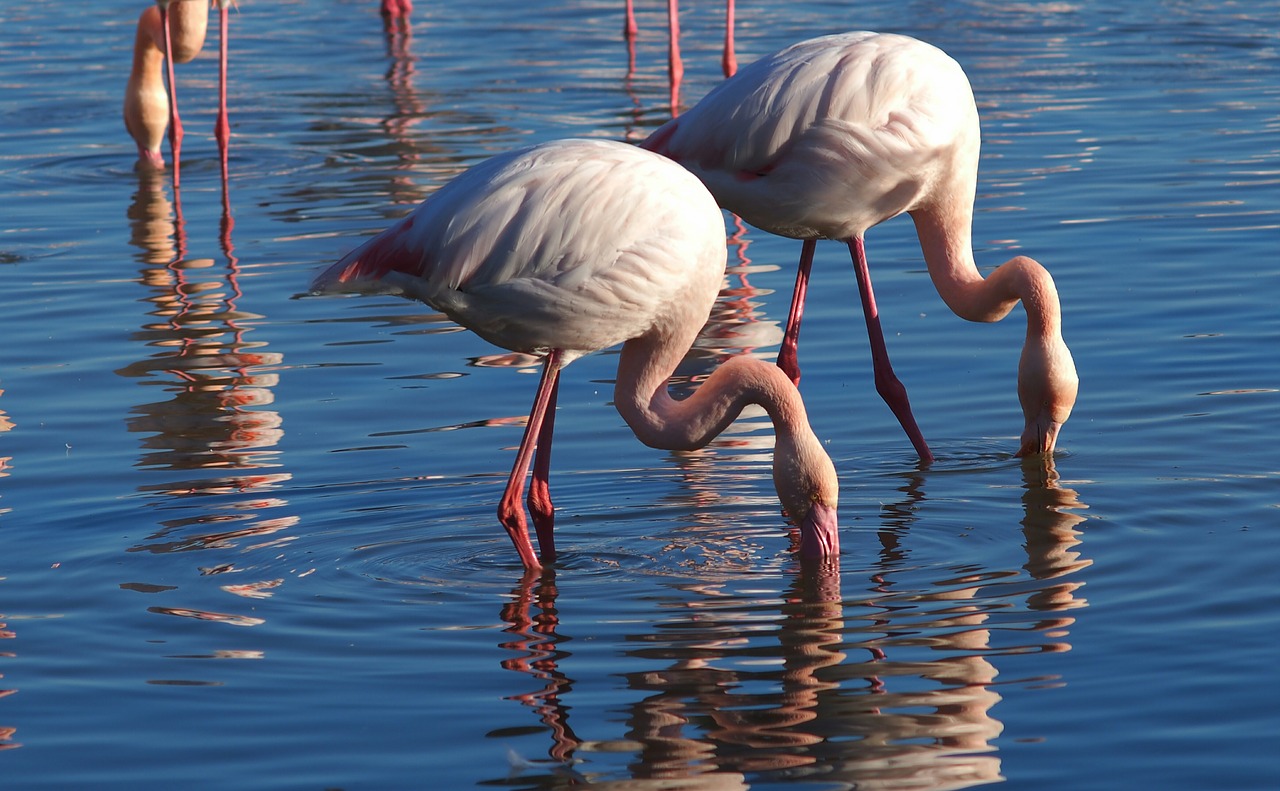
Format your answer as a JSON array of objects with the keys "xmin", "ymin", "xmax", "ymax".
[
  {"xmin": 1017, "ymin": 333, "xmax": 1079, "ymax": 456},
  {"xmin": 773, "ymin": 427, "xmax": 840, "ymax": 559},
  {"xmin": 135, "ymin": 145, "xmax": 165, "ymax": 170}
]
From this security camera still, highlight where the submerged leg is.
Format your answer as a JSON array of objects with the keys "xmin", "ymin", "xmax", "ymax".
[
  {"xmin": 848, "ymin": 237, "xmax": 934, "ymax": 463},
  {"xmin": 497, "ymin": 350, "xmax": 563, "ymax": 571},
  {"xmin": 777, "ymin": 238, "xmax": 816, "ymax": 386},
  {"xmin": 527, "ymin": 372, "xmax": 560, "ymax": 562}
]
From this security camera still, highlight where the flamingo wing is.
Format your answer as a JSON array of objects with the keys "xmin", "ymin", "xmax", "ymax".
[
  {"xmin": 644, "ymin": 32, "xmax": 979, "ymax": 239},
  {"xmin": 312, "ymin": 139, "xmax": 727, "ymax": 362}
]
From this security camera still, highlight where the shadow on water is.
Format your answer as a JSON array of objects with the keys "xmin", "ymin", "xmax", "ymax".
[{"xmin": 491, "ymin": 457, "xmax": 1089, "ymax": 789}]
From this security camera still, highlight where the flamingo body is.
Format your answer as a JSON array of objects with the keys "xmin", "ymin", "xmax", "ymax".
[
  {"xmin": 643, "ymin": 32, "xmax": 1078, "ymax": 458},
  {"xmin": 313, "ymin": 139, "xmax": 840, "ymax": 571},
  {"xmin": 645, "ymin": 32, "xmax": 975, "ymax": 241},
  {"xmin": 317, "ymin": 141, "xmax": 724, "ymax": 365}
]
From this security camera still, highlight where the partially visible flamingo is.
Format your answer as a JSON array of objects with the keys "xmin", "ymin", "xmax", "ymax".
[
  {"xmin": 623, "ymin": 0, "xmax": 737, "ymax": 110},
  {"xmin": 642, "ymin": 31, "xmax": 1078, "ymax": 461},
  {"xmin": 124, "ymin": 0, "xmax": 227, "ymax": 186},
  {"xmin": 311, "ymin": 139, "xmax": 840, "ymax": 572},
  {"xmin": 125, "ymin": 0, "xmax": 411, "ymax": 181}
]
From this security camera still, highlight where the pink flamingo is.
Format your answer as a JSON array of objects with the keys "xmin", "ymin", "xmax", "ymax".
[
  {"xmin": 125, "ymin": 1, "xmax": 411, "ymax": 181},
  {"xmin": 311, "ymin": 139, "xmax": 840, "ymax": 572},
  {"xmin": 124, "ymin": 0, "xmax": 228, "ymax": 187},
  {"xmin": 642, "ymin": 31, "xmax": 1078, "ymax": 461}
]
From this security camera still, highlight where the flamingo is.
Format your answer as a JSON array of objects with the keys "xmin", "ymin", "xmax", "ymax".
[
  {"xmin": 310, "ymin": 139, "xmax": 840, "ymax": 572},
  {"xmin": 125, "ymin": 1, "xmax": 410, "ymax": 180},
  {"xmin": 124, "ymin": 0, "xmax": 228, "ymax": 187},
  {"xmin": 642, "ymin": 32, "xmax": 1079, "ymax": 461}
]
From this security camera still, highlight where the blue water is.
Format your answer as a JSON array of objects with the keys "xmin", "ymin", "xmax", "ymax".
[{"xmin": 2, "ymin": 1, "xmax": 1278, "ymax": 788}]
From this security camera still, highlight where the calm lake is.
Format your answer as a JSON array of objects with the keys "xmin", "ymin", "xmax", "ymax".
[{"xmin": 1, "ymin": 1, "xmax": 1278, "ymax": 788}]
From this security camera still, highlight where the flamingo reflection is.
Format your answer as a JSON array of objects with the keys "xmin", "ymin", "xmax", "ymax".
[
  {"xmin": 0, "ymin": 606, "xmax": 14, "ymax": 751},
  {"xmin": 0, "ymin": 398, "xmax": 16, "ymax": 746},
  {"xmin": 494, "ymin": 464, "xmax": 1090, "ymax": 788},
  {"xmin": 121, "ymin": 171, "xmax": 284, "ymax": 478},
  {"xmin": 120, "ymin": 161, "xmax": 293, "ymax": 622},
  {"xmin": 0, "ymin": 387, "xmax": 13, "ymax": 516}
]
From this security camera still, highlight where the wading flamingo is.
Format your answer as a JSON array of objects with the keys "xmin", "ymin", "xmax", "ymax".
[
  {"xmin": 310, "ymin": 139, "xmax": 840, "ymax": 572},
  {"xmin": 642, "ymin": 32, "xmax": 1079, "ymax": 461},
  {"xmin": 124, "ymin": 0, "xmax": 227, "ymax": 187},
  {"xmin": 125, "ymin": 1, "xmax": 410, "ymax": 181}
]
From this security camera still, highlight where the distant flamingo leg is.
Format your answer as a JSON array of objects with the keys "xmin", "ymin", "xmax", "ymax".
[
  {"xmin": 848, "ymin": 237, "xmax": 934, "ymax": 463},
  {"xmin": 215, "ymin": 1, "xmax": 229, "ymax": 175},
  {"xmin": 623, "ymin": 0, "xmax": 638, "ymax": 39},
  {"xmin": 498, "ymin": 350, "xmax": 563, "ymax": 571},
  {"xmin": 722, "ymin": 0, "xmax": 737, "ymax": 77},
  {"xmin": 527, "ymin": 373, "xmax": 560, "ymax": 562},
  {"xmin": 158, "ymin": 1, "xmax": 184, "ymax": 187},
  {"xmin": 666, "ymin": 0, "xmax": 683, "ymax": 112},
  {"xmin": 777, "ymin": 239, "xmax": 816, "ymax": 386}
]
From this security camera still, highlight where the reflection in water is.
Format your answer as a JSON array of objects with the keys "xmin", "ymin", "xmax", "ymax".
[
  {"xmin": 0, "ymin": 387, "xmax": 12, "ymax": 518},
  {"xmin": 284, "ymin": 11, "xmax": 479, "ymax": 224},
  {"xmin": 119, "ymin": 165, "xmax": 294, "ymax": 624},
  {"xmin": 495, "ymin": 463, "xmax": 1090, "ymax": 789},
  {"xmin": 120, "ymin": 170, "xmax": 284, "ymax": 476},
  {"xmin": 0, "ymin": 385, "xmax": 15, "ymax": 748},
  {"xmin": 0, "ymin": 608, "xmax": 14, "ymax": 751}
]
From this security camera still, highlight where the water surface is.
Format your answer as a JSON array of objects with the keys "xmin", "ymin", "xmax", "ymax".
[{"xmin": 1, "ymin": 1, "xmax": 1278, "ymax": 788}]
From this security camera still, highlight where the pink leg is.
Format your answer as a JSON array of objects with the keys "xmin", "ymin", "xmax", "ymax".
[
  {"xmin": 623, "ymin": 0, "xmax": 637, "ymax": 39},
  {"xmin": 381, "ymin": 0, "xmax": 413, "ymax": 17},
  {"xmin": 722, "ymin": 0, "xmax": 737, "ymax": 77},
  {"xmin": 158, "ymin": 1, "xmax": 184, "ymax": 188},
  {"xmin": 666, "ymin": 0, "xmax": 683, "ymax": 112},
  {"xmin": 777, "ymin": 239, "xmax": 816, "ymax": 386},
  {"xmin": 215, "ymin": 1, "xmax": 229, "ymax": 176},
  {"xmin": 497, "ymin": 350, "xmax": 563, "ymax": 571},
  {"xmin": 848, "ymin": 237, "xmax": 934, "ymax": 463},
  {"xmin": 526, "ymin": 371, "xmax": 560, "ymax": 562}
]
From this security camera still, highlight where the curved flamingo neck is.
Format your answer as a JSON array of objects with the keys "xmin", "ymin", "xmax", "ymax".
[
  {"xmin": 910, "ymin": 196, "xmax": 1077, "ymax": 455},
  {"xmin": 614, "ymin": 334, "xmax": 805, "ymax": 453},
  {"xmin": 129, "ymin": 9, "xmax": 166, "ymax": 85},
  {"xmin": 910, "ymin": 204, "xmax": 1062, "ymax": 338},
  {"xmin": 613, "ymin": 330, "xmax": 838, "ymax": 535},
  {"xmin": 125, "ymin": 6, "xmax": 169, "ymax": 167}
]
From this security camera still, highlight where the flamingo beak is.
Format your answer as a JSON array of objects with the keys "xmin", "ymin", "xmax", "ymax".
[
  {"xmin": 1017, "ymin": 416, "xmax": 1064, "ymax": 457},
  {"xmin": 797, "ymin": 501, "xmax": 840, "ymax": 559}
]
